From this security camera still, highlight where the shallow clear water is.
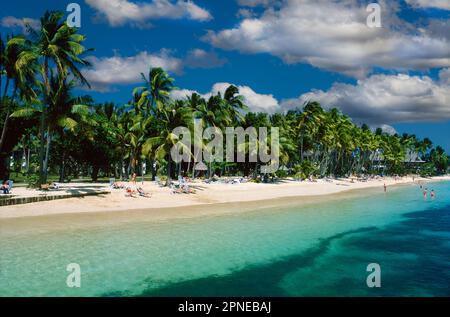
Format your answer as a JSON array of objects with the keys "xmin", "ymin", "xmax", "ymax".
[{"xmin": 1, "ymin": 182, "xmax": 449, "ymax": 296}]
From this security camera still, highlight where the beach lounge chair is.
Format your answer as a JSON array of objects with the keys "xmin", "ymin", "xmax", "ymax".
[
  {"xmin": 137, "ymin": 187, "xmax": 151, "ymax": 198},
  {"xmin": 172, "ymin": 187, "xmax": 183, "ymax": 194},
  {"xmin": 182, "ymin": 185, "xmax": 196, "ymax": 194}
]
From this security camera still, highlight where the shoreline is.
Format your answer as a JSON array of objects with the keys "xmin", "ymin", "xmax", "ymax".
[{"xmin": 1, "ymin": 175, "xmax": 449, "ymax": 220}]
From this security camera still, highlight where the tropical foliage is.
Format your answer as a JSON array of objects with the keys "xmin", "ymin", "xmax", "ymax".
[{"xmin": 1, "ymin": 11, "xmax": 448, "ymax": 186}]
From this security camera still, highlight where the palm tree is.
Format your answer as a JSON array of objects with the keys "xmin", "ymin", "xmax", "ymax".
[
  {"xmin": 134, "ymin": 67, "xmax": 175, "ymax": 116},
  {"xmin": 0, "ymin": 34, "xmax": 37, "ymax": 152},
  {"xmin": 223, "ymin": 85, "xmax": 247, "ymax": 126},
  {"xmin": 11, "ymin": 77, "xmax": 90, "ymax": 178},
  {"xmin": 143, "ymin": 100, "xmax": 193, "ymax": 186},
  {"xmin": 124, "ymin": 113, "xmax": 158, "ymax": 177},
  {"xmin": 11, "ymin": 11, "xmax": 91, "ymax": 184}
]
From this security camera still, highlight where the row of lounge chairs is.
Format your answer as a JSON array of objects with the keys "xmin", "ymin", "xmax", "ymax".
[{"xmin": 170, "ymin": 183, "xmax": 196, "ymax": 194}]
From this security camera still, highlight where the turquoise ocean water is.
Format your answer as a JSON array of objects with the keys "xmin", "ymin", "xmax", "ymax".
[{"xmin": 0, "ymin": 181, "xmax": 449, "ymax": 296}]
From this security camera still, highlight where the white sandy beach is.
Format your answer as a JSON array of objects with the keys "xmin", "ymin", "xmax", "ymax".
[{"xmin": 1, "ymin": 175, "xmax": 449, "ymax": 220}]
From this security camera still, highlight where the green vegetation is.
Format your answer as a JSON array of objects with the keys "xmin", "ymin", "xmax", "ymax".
[{"xmin": 1, "ymin": 11, "xmax": 448, "ymax": 186}]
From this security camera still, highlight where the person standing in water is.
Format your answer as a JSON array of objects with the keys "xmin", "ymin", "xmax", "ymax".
[
  {"xmin": 384, "ymin": 183, "xmax": 387, "ymax": 192},
  {"xmin": 423, "ymin": 188, "xmax": 428, "ymax": 199},
  {"xmin": 431, "ymin": 190, "xmax": 436, "ymax": 199}
]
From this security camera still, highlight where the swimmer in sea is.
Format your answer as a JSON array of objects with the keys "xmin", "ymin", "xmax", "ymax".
[
  {"xmin": 423, "ymin": 188, "xmax": 428, "ymax": 199},
  {"xmin": 431, "ymin": 190, "xmax": 435, "ymax": 199}
]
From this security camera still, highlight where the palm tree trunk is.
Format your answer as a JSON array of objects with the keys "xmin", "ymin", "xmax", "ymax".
[
  {"xmin": 187, "ymin": 158, "xmax": 191, "ymax": 179},
  {"xmin": 39, "ymin": 57, "xmax": 50, "ymax": 186},
  {"xmin": 192, "ymin": 147, "xmax": 200, "ymax": 179},
  {"xmin": 150, "ymin": 159, "xmax": 156, "ymax": 181},
  {"xmin": 300, "ymin": 133, "xmax": 304, "ymax": 162},
  {"xmin": 209, "ymin": 161, "xmax": 212, "ymax": 179},
  {"xmin": 0, "ymin": 83, "xmax": 17, "ymax": 152},
  {"xmin": 38, "ymin": 112, "xmax": 46, "ymax": 185},
  {"xmin": 120, "ymin": 159, "xmax": 124, "ymax": 180},
  {"xmin": 22, "ymin": 138, "xmax": 26, "ymax": 173},
  {"xmin": 166, "ymin": 156, "xmax": 172, "ymax": 186},
  {"xmin": 26, "ymin": 147, "xmax": 31, "ymax": 174},
  {"xmin": 42, "ymin": 126, "xmax": 52, "ymax": 184},
  {"xmin": 59, "ymin": 151, "xmax": 66, "ymax": 182},
  {"xmin": 0, "ymin": 107, "xmax": 10, "ymax": 152}
]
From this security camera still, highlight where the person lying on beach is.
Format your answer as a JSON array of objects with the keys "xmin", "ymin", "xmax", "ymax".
[
  {"xmin": 182, "ymin": 184, "xmax": 196, "ymax": 194},
  {"xmin": 137, "ymin": 187, "xmax": 151, "ymax": 198},
  {"xmin": 172, "ymin": 186, "xmax": 183, "ymax": 194},
  {"xmin": 112, "ymin": 182, "xmax": 124, "ymax": 189},
  {"xmin": 171, "ymin": 184, "xmax": 196, "ymax": 194},
  {"xmin": 125, "ymin": 187, "xmax": 137, "ymax": 198}
]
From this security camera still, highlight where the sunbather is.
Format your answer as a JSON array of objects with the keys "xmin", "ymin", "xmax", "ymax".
[
  {"xmin": 112, "ymin": 182, "xmax": 124, "ymax": 189},
  {"xmin": 137, "ymin": 187, "xmax": 151, "ymax": 198},
  {"xmin": 125, "ymin": 187, "xmax": 137, "ymax": 197},
  {"xmin": 182, "ymin": 184, "xmax": 196, "ymax": 194}
]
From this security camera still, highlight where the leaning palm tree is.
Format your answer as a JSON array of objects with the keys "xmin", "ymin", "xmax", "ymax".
[
  {"xmin": 0, "ymin": 34, "xmax": 37, "ymax": 152},
  {"xmin": 10, "ymin": 10, "xmax": 91, "ymax": 184}
]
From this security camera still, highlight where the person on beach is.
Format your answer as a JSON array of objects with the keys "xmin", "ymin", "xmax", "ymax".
[
  {"xmin": 137, "ymin": 187, "xmax": 151, "ymax": 198},
  {"xmin": 1, "ymin": 180, "xmax": 10, "ymax": 194},
  {"xmin": 125, "ymin": 186, "xmax": 136, "ymax": 197},
  {"xmin": 131, "ymin": 173, "xmax": 137, "ymax": 185},
  {"xmin": 384, "ymin": 183, "xmax": 387, "ymax": 192}
]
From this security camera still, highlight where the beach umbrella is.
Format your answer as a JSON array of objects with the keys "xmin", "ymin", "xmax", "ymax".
[{"xmin": 194, "ymin": 162, "xmax": 208, "ymax": 171}]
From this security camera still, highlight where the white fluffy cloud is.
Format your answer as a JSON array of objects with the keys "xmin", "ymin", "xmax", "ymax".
[
  {"xmin": 237, "ymin": 0, "xmax": 273, "ymax": 7},
  {"xmin": 281, "ymin": 72, "xmax": 450, "ymax": 125},
  {"xmin": 205, "ymin": 0, "xmax": 450, "ymax": 77},
  {"xmin": 83, "ymin": 49, "xmax": 227, "ymax": 91},
  {"xmin": 83, "ymin": 50, "xmax": 183, "ymax": 91},
  {"xmin": 405, "ymin": 0, "xmax": 450, "ymax": 10},
  {"xmin": 86, "ymin": 0, "xmax": 212, "ymax": 27},
  {"xmin": 173, "ymin": 71, "xmax": 450, "ymax": 126},
  {"xmin": 439, "ymin": 67, "xmax": 450, "ymax": 84},
  {"xmin": 1, "ymin": 16, "xmax": 40, "ymax": 32},
  {"xmin": 171, "ymin": 82, "xmax": 279, "ymax": 113},
  {"xmin": 185, "ymin": 49, "xmax": 227, "ymax": 69}
]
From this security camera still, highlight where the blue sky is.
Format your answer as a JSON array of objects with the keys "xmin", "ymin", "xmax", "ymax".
[{"xmin": 1, "ymin": 0, "xmax": 449, "ymax": 150}]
